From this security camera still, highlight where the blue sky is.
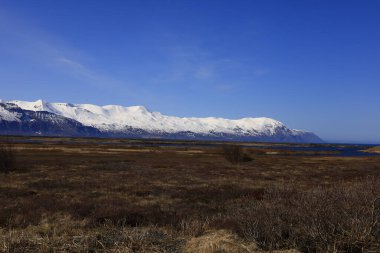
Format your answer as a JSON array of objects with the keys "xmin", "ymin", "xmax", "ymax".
[{"xmin": 1, "ymin": 0, "xmax": 379, "ymax": 143}]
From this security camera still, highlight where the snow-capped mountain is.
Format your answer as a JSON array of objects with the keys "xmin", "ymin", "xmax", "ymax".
[
  {"xmin": 0, "ymin": 102, "xmax": 100, "ymax": 137},
  {"xmin": 0, "ymin": 99, "xmax": 323, "ymax": 143}
]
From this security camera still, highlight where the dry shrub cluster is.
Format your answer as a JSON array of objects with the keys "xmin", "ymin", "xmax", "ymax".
[
  {"xmin": 0, "ymin": 144, "xmax": 14, "ymax": 173},
  {"xmin": 3, "ymin": 180, "xmax": 379, "ymax": 252},
  {"xmin": 0, "ymin": 215, "xmax": 183, "ymax": 253},
  {"xmin": 184, "ymin": 229, "xmax": 256, "ymax": 253},
  {"xmin": 221, "ymin": 145, "xmax": 252, "ymax": 164},
  {"xmin": 229, "ymin": 179, "xmax": 380, "ymax": 252}
]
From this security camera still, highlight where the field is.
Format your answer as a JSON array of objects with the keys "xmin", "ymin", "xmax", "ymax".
[
  {"xmin": 1, "ymin": 136, "xmax": 380, "ymax": 253},
  {"xmin": 364, "ymin": 146, "xmax": 380, "ymax": 154}
]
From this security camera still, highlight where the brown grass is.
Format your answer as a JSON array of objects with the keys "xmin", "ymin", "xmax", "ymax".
[
  {"xmin": 184, "ymin": 229, "xmax": 255, "ymax": 253},
  {"xmin": 0, "ymin": 143, "xmax": 15, "ymax": 173},
  {"xmin": 221, "ymin": 144, "xmax": 252, "ymax": 164},
  {"xmin": 228, "ymin": 180, "xmax": 380, "ymax": 252},
  {"xmin": 0, "ymin": 136, "xmax": 380, "ymax": 252},
  {"xmin": 363, "ymin": 146, "xmax": 380, "ymax": 154}
]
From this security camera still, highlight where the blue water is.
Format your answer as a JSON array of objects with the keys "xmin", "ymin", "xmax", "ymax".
[{"xmin": 248, "ymin": 145, "xmax": 379, "ymax": 157}]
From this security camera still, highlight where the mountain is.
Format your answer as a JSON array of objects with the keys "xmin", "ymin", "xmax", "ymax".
[
  {"xmin": 0, "ymin": 99, "xmax": 323, "ymax": 143},
  {"xmin": 0, "ymin": 102, "xmax": 100, "ymax": 137}
]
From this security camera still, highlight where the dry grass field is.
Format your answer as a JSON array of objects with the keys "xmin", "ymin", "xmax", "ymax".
[
  {"xmin": 364, "ymin": 146, "xmax": 380, "ymax": 154},
  {"xmin": 0, "ymin": 136, "xmax": 380, "ymax": 252}
]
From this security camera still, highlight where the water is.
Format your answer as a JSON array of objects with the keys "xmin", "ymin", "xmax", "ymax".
[{"xmin": 247, "ymin": 145, "xmax": 380, "ymax": 157}]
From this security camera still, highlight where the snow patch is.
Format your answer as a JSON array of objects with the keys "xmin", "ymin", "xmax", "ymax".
[{"xmin": 0, "ymin": 105, "xmax": 21, "ymax": 122}]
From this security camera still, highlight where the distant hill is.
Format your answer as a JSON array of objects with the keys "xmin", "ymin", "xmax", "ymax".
[{"xmin": 0, "ymin": 99, "xmax": 323, "ymax": 143}]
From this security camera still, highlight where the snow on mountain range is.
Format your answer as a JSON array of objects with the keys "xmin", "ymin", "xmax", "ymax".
[{"xmin": 0, "ymin": 99, "xmax": 323, "ymax": 143}]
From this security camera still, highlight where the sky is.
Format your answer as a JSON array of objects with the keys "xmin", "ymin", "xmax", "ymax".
[{"xmin": 0, "ymin": 0, "xmax": 379, "ymax": 143}]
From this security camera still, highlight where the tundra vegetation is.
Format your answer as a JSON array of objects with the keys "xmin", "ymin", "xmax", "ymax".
[
  {"xmin": 0, "ymin": 136, "xmax": 379, "ymax": 253},
  {"xmin": 0, "ymin": 143, "xmax": 14, "ymax": 173}
]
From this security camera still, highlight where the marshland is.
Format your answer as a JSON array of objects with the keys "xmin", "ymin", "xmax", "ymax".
[{"xmin": 1, "ymin": 136, "xmax": 380, "ymax": 252}]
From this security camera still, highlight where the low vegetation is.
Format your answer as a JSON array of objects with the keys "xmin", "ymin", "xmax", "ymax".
[
  {"xmin": 0, "ymin": 136, "xmax": 380, "ymax": 252},
  {"xmin": 231, "ymin": 181, "xmax": 380, "ymax": 252},
  {"xmin": 0, "ymin": 143, "xmax": 14, "ymax": 173},
  {"xmin": 221, "ymin": 144, "xmax": 252, "ymax": 164},
  {"xmin": 363, "ymin": 146, "xmax": 380, "ymax": 154}
]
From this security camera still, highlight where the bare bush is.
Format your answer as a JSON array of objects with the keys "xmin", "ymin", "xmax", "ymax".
[
  {"xmin": 0, "ymin": 143, "xmax": 15, "ymax": 173},
  {"xmin": 231, "ymin": 179, "xmax": 380, "ymax": 252},
  {"xmin": 0, "ymin": 216, "xmax": 183, "ymax": 253},
  {"xmin": 221, "ymin": 144, "xmax": 252, "ymax": 164},
  {"xmin": 178, "ymin": 218, "xmax": 210, "ymax": 237}
]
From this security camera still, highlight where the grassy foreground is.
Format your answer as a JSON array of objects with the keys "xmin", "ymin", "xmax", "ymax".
[{"xmin": 0, "ymin": 136, "xmax": 380, "ymax": 252}]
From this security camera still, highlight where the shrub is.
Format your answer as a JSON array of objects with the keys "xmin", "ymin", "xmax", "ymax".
[
  {"xmin": 230, "ymin": 179, "xmax": 380, "ymax": 252},
  {"xmin": 0, "ymin": 143, "xmax": 15, "ymax": 173},
  {"xmin": 221, "ymin": 144, "xmax": 252, "ymax": 164}
]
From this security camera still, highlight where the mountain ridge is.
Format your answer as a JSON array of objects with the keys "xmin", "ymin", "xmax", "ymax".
[{"xmin": 0, "ymin": 99, "xmax": 323, "ymax": 143}]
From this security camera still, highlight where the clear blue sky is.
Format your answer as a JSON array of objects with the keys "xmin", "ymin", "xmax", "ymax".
[{"xmin": 1, "ymin": 0, "xmax": 379, "ymax": 143}]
